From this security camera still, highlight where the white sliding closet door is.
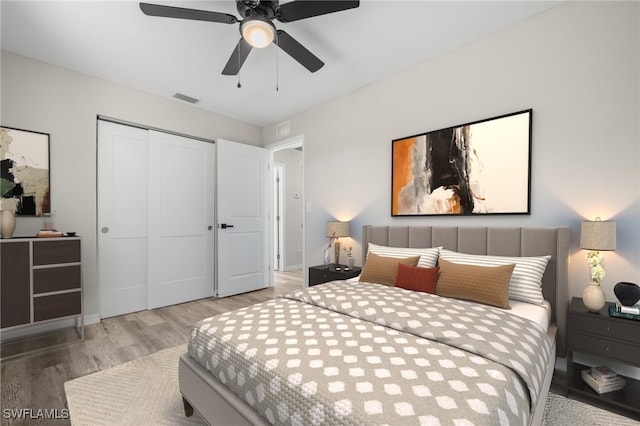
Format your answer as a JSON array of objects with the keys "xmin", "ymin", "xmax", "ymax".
[
  {"xmin": 98, "ymin": 121, "xmax": 149, "ymax": 318},
  {"xmin": 147, "ymin": 130, "xmax": 215, "ymax": 309},
  {"xmin": 98, "ymin": 121, "xmax": 215, "ymax": 318}
]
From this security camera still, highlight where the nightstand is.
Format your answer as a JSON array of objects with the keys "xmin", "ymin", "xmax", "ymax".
[
  {"xmin": 566, "ymin": 297, "xmax": 640, "ymax": 420},
  {"xmin": 308, "ymin": 264, "xmax": 362, "ymax": 286}
]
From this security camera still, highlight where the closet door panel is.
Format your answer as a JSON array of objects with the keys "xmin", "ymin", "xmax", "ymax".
[{"xmin": 97, "ymin": 121, "xmax": 149, "ymax": 318}]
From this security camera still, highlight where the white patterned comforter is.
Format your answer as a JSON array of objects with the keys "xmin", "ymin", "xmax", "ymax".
[{"xmin": 188, "ymin": 281, "xmax": 552, "ymax": 425}]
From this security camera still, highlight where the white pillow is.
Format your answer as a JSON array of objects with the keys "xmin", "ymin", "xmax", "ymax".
[
  {"xmin": 438, "ymin": 249, "xmax": 551, "ymax": 306},
  {"xmin": 367, "ymin": 243, "xmax": 440, "ymax": 268}
]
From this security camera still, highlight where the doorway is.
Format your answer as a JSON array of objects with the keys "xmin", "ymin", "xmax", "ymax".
[{"xmin": 268, "ymin": 136, "xmax": 305, "ymax": 286}]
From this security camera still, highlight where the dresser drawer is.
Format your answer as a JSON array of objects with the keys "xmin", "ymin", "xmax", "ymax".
[
  {"xmin": 33, "ymin": 265, "xmax": 81, "ymax": 294},
  {"xmin": 34, "ymin": 291, "xmax": 81, "ymax": 322},
  {"xmin": 33, "ymin": 240, "xmax": 81, "ymax": 265},
  {"xmin": 569, "ymin": 313, "xmax": 640, "ymax": 344},
  {"xmin": 569, "ymin": 331, "xmax": 640, "ymax": 366}
]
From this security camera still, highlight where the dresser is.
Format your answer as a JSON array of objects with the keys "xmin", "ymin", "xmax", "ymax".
[
  {"xmin": 1, "ymin": 237, "xmax": 83, "ymax": 357},
  {"xmin": 566, "ymin": 297, "xmax": 640, "ymax": 420}
]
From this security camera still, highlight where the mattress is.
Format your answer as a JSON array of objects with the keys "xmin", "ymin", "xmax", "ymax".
[
  {"xmin": 510, "ymin": 300, "xmax": 551, "ymax": 332},
  {"xmin": 188, "ymin": 281, "xmax": 553, "ymax": 425}
]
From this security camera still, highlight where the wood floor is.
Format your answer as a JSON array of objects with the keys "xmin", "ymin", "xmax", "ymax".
[{"xmin": 0, "ymin": 270, "xmax": 302, "ymax": 426}]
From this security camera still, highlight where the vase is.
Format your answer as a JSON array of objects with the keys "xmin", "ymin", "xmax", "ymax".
[
  {"xmin": 323, "ymin": 248, "xmax": 331, "ymax": 267},
  {"xmin": 347, "ymin": 257, "xmax": 355, "ymax": 269},
  {"xmin": 0, "ymin": 210, "xmax": 16, "ymax": 238},
  {"xmin": 583, "ymin": 281, "xmax": 606, "ymax": 312}
]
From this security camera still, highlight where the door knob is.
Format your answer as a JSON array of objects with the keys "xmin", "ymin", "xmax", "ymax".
[{"xmin": 101, "ymin": 227, "xmax": 109, "ymax": 233}]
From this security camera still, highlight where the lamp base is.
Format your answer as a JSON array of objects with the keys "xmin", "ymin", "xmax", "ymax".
[
  {"xmin": 583, "ymin": 282, "xmax": 606, "ymax": 312},
  {"xmin": 334, "ymin": 240, "xmax": 340, "ymax": 265}
]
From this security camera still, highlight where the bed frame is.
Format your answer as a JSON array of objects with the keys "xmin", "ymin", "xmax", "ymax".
[{"xmin": 179, "ymin": 225, "xmax": 569, "ymax": 426}]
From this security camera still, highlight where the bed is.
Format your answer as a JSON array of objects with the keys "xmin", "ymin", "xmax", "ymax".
[{"xmin": 179, "ymin": 225, "xmax": 569, "ymax": 425}]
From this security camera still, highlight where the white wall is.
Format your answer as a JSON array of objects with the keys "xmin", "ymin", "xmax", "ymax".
[
  {"xmin": 263, "ymin": 1, "xmax": 640, "ymax": 305},
  {"xmin": 1, "ymin": 50, "xmax": 262, "ymax": 321}
]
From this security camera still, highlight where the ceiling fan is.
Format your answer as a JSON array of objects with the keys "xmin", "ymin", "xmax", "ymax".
[{"xmin": 139, "ymin": 1, "xmax": 360, "ymax": 75}]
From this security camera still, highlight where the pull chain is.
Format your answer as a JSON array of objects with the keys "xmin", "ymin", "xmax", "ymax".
[
  {"xmin": 237, "ymin": 37, "xmax": 242, "ymax": 88},
  {"xmin": 275, "ymin": 38, "xmax": 279, "ymax": 92}
]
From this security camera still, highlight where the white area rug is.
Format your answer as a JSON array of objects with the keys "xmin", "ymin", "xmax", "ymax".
[
  {"xmin": 65, "ymin": 344, "xmax": 639, "ymax": 426},
  {"xmin": 64, "ymin": 344, "xmax": 205, "ymax": 426}
]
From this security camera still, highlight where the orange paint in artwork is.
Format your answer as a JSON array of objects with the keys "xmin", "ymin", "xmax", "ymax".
[{"xmin": 392, "ymin": 138, "xmax": 415, "ymax": 215}]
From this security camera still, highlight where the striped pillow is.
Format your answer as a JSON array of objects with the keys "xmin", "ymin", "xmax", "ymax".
[
  {"xmin": 438, "ymin": 249, "xmax": 551, "ymax": 306},
  {"xmin": 367, "ymin": 243, "xmax": 440, "ymax": 268}
]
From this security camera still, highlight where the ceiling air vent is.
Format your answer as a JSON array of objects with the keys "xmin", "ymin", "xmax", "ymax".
[{"xmin": 173, "ymin": 93, "xmax": 199, "ymax": 104}]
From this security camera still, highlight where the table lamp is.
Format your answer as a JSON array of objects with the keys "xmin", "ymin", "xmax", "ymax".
[
  {"xmin": 580, "ymin": 217, "xmax": 616, "ymax": 312},
  {"xmin": 325, "ymin": 221, "xmax": 350, "ymax": 265}
]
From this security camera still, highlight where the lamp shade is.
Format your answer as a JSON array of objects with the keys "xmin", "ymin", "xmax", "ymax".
[
  {"xmin": 580, "ymin": 220, "xmax": 616, "ymax": 251},
  {"xmin": 325, "ymin": 221, "xmax": 350, "ymax": 238},
  {"xmin": 241, "ymin": 17, "xmax": 275, "ymax": 48}
]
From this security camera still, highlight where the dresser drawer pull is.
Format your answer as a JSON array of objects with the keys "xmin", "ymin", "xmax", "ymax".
[{"xmin": 606, "ymin": 346, "xmax": 610, "ymax": 352}]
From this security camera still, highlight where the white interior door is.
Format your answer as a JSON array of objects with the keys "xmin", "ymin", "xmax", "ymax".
[
  {"xmin": 216, "ymin": 139, "xmax": 268, "ymax": 297},
  {"xmin": 98, "ymin": 121, "xmax": 149, "ymax": 318},
  {"xmin": 147, "ymin": 130, "xmax": 215, "ymax": 309}
]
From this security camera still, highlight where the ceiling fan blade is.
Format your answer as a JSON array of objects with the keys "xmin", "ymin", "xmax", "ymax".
[
  {"xmin": 140, "ymin": 3, "xmax": 238, "ymax": 24},
  {"xmin": 222, "ymin": 38, "xmax": 253, "ymax": 75},
  {"xmin": 276, "ymin": 1, "xmax": 359, "ymax": 23},
  {"xmin": 276, "ymin": 30, "xmax": 324, "ymax": 73}
]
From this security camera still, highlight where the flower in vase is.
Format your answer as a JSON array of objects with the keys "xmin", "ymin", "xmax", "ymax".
[{"xmin": 586, "ymin": 251, "xmax": 605, "ymax": 285}]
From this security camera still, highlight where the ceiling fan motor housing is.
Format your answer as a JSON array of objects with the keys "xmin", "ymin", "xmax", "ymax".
[{"xmin": 237, "ymin": 0, "xmax": 278, "ymax": 20}]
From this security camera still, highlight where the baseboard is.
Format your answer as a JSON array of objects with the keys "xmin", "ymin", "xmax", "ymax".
[
  {"xmin": 283, "ymin": 264, "xmax": 302, "ymax": 271},
  {"xmin": 84, "ymin": 313, "xmax": 101, "ymax": 325}
]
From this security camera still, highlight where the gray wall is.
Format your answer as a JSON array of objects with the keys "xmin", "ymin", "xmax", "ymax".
[
  {"xmin": 263, "ymin": 1, "xmax": 640, "ymax": 305},
  {"xmin": 1, "ymin": 50, "xmax": 262, "ymax": 321}
]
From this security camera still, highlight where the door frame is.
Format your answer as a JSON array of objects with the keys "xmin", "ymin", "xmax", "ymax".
[
  {"xmin": 266, "ymin": 135, "xmax": 306, "ymax": 287},
  {"xmin": 272, "ymin": 163, "xmax": 284, "ymax": 272}
]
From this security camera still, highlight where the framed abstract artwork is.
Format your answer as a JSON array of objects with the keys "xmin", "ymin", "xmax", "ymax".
[
  {"xmin": 392, "ymin": 109, "xmax": 532, "ymax": 216},
  {"xmin": 0, "ymin": 126, "xmax": 51, "ymax": 216}
]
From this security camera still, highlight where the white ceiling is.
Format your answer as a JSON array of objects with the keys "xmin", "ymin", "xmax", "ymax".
[{"xmin": 1, "ymin": 1, "xmax": 561, "ymax": 126}]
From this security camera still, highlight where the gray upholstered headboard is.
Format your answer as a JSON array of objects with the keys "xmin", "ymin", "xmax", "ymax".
[{"xmin": 362, "ymin": 225, "xmax": 570, "ymax": 357}]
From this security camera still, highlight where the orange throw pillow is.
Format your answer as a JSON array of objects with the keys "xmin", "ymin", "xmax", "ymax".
[{"xmin": 394, "ymin": 263, "xmax": 439, "ymax": 294}]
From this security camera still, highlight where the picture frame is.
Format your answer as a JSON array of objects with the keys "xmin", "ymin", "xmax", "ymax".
[
  {"xmin": 392, "ymin": 109, "xmax": 532, "ymax": 216},
  {"xmin": 1, "ymin": 126, "xmax": 51, "ymax": 216}
]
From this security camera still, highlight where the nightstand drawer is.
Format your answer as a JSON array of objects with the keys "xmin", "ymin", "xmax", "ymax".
[
  {"xmin": 309, "ymin": 269, "xmax": 340, "ymax": 285},
  {"xmin": 570, "ymin": 331, "xmax": 640, "ymax": 366},
  {"xmin": 308, "ymin": 265, "xmax": 361, "ymax": 286},
  {"xmin": 569, "ymin": 314, "xmax": 640, "ymax": 344}
]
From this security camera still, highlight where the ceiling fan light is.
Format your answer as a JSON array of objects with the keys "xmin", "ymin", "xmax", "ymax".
[{"xmin": 241, "ymin": 17, "xmax": 275, "ymax": 48}]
